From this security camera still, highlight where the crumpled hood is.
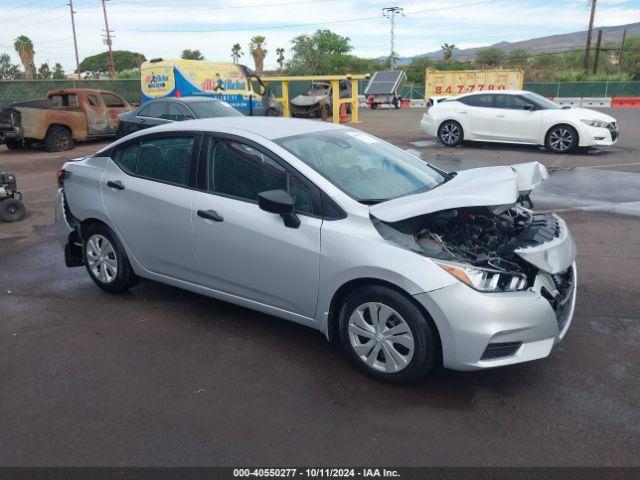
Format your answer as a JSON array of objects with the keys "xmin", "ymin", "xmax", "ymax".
[
  {"xmin": 291, "ymin": 94, "xmax": 327, "ymax": 106},
  {"xmin": 369, "ymin": 162, "xmax": 549, "ymax": 223}
]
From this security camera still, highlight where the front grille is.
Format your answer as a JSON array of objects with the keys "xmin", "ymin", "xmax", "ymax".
[
  {"xmin": 541, "ymin": 266, "xmax": 575, "ymax": 332},
  {"xmin": 0, "ymin": 108, "xmax": 20, "ymax": 128},
  {"xmin": 481, "ymin": 342, "xmax": 523, "ymax": 360}
]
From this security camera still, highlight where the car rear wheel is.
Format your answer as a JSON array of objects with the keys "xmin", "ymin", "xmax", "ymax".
[
  {"xmin": 546, "ymin": 125, "xmax": 578, "ymax": 153},
  {"xmin": 44, "ymin": 126, "xmax": 74, "ymax": 152},
  {"xmin": 83, "ymin": 223, "xmax": 138, "ymax": 293},
  {"xmin": 0, "ymin": 198, "xmax": 26, "ymax": 222},
  {"xmin": 438, "ymin": 120, "xmax": 463, "ymax": 147},
  {"xmin": 338, "ymin": 286, "xmax": 439, "ymax": 383}
]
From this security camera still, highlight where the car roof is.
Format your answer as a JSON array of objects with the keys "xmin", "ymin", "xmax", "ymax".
[
  {"xmin": 147, "ymin": 97, "xmax": 222, "ymax": 103},
  {"xmin": 112, "ymin": 117, "xmax": 345, "ymax": 142},
  {"xmin": 459, "ymin": 90, "xmax": 528, "ymax": 96}
]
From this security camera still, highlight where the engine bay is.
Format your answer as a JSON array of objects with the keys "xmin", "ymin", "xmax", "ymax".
[{"xmin": 374, "ymin": 204, "xmax": 562, "ymax": 277}]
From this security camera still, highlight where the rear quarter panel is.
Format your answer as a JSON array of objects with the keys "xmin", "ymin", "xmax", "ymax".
[{"xmin": 63, "ymin": 156, "xmax": 110, "ymax": 223}]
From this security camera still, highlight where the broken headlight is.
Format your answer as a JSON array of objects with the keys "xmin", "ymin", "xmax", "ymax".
[{"xmin": 436, "ymin": 261, "xmax": 528, "ymax": 292}]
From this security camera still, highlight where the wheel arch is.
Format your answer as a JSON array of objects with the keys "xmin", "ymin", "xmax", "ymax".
[
  {"xmin": 544, "ymin": 122, "xmax": 580, "ymax": 147},
  {"xmin": 326, "ymin": 277, "xmax": 443, "ymax": 361}
]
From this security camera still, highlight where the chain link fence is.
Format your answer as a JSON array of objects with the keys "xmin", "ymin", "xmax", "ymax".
[
  {"xmin": 3, "ymin": 79, "xmax": 640, "ymax": 107},
  {"xmin": 0, "ymin": 80, "xmax": 140, "ymax": 106}
]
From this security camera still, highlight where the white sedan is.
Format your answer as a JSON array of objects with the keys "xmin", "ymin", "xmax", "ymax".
[{"xmin": 420, "ymin": 90, "xmax": 619, "ymax": 153}]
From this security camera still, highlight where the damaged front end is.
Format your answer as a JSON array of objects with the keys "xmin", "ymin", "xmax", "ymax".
[{"xmin": 371, "ymin": 161, "xmax": 576, "ymax": 335}]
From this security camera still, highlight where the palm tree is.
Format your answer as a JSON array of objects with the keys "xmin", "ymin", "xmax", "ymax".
[
  {"xmin": 14, "ymin": 35, "xmax": 36, "ymax": 79},
  {"xmin": 231, "ymin": 43, "xmax": 243, "ymax": 64},
  {"xmin": 249, "ymin": 36, "xmax": 267, "ymax": 74},
  {"xmin": 276, "ymin": 48, "xmax": 285, "ymax": 71},
  {"xmin": 441, "ymin": 43, "xmax": 456, "ymax": 62}
]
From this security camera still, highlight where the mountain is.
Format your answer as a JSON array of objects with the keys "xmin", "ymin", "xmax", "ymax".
[{"xmin": 391, "ymin": 22, "xmax": 640, "ymax": 65}]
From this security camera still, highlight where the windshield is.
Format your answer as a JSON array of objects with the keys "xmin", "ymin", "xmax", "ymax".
[
  {"xmin": 523, "ymin": 92, "xmax": 560, "ymax": 110},
  {"xmin": 190, "ymin": 100, "xmax": 243, "ymax": 118},
  {"xmin": 276, "ymin": 130, "xmax": 446, "ymax": 203}
]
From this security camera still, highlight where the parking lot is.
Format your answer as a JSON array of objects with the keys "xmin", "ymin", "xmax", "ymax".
[{"xmin": 1, "ymin": 108, "xmax": 639, "ymax": 466}]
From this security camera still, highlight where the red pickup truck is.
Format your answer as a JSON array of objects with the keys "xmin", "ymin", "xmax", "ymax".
[{"xmin": 0, "ymin": 88, "xmax": 133, "ymax": 152}]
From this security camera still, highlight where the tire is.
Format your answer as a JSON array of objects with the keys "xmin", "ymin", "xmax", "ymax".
[
  {"xmin": 545, "ymin": 125, "xmax": 578, "ymax": 153},
  {"xmin": 44, "ymin": 126, "xmax": 74, "ymax": 152},
  {"xmin": 0, "ymin": 198, "xmax": 26, "ymax": 222},
  {"xmin": 338, "ymin": 286, "xmax": 439, "ymax": 383},
  {"xmin": 83, "ymin": 223, "xmax": 138, "ymax": 293},
  {"xmin": 438, "ymin": 120, "xmax": 464, "ymax": 147},
  {"xmin": 4, "ymin": 139, "xmax": 25, "ymax": 150}
]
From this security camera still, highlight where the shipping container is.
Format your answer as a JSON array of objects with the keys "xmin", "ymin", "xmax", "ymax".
[{"xmin": 425, "ymin": 68, "xmax": 525, "ymax": 98}]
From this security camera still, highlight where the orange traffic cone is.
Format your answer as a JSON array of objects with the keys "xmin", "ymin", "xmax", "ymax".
[{"xmin": 339, "ymin": 103, "xmax": 347, "ymax": 123}]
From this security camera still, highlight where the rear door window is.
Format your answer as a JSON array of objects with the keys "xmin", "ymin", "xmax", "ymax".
[
  {"xmin": 137, "ymin": 137, "xmax": 194, "ymax": 186},
  {"xmin": 164, "ymin": 103, "xmax": 193, "ymax": 121},
  {"xmin": 459, "ymin": 94, "xmax": 493, "ymax": 107},
  {"xmin": 141, "ymin": 101, "xmax": 166, "ymax": 118},
  {"xmin": 114, "ymin": 143, "xmax": 138, "ymax": 174}
]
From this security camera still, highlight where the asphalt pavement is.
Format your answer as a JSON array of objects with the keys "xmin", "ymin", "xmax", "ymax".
[{"xmin": 0, "ymin": 108, "xmax": 638, "ymax": 466}]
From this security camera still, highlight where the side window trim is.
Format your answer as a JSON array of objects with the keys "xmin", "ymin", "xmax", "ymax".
[{"xmin": 199, "ymin": 133, "xmax": 323, "ymax": 218}]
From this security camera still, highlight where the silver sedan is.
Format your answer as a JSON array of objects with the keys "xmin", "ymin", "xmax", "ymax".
[{"xmin": 55, "ymin": 117, "xmax": 576, "ymax": 383}]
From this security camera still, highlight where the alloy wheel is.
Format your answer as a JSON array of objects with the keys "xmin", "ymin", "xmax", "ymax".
[
  {"xmin": 86, "ymin": 234, "xmax": 118, "ymax": 283},
  {"xmin": 440, "ymin": 123, "xmax": 460, "ymax": 145},
  {"xmin": 549, "ymin": 128, "xmax": 574, "ymax": 152},
  {"xmin": 348, "ymin": 302, "xmax": 415, "ymax": 373}
]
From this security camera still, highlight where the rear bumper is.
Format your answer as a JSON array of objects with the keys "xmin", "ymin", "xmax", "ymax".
[
  {"xmin": 420, "ymin": 113, "xmax": 437, "ymax": 137},
  {"xmin": 0, "ymin": 125, "xmax": 23, "ymax": 142},
  {"xmin": 414, "ymin": 263, "xmax": 577, "ymax": 371}
]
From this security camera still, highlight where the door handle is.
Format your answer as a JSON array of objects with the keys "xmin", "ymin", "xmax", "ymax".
[
  {"xmin": 106, "ymin": 180, "xmax": 125, "ymax": 190},
  {"xmin": 458, "ymin": 110, "xmax": 468, "ymax": 114},
  {"xmin": 197, "ymin": 209, "xmax": 224, "ymax": 222},
  {"xmin": 496, "ymin": 114, "xmax": 506, "ymax": 118}
]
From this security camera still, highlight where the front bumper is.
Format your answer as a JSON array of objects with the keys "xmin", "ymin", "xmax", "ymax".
[
  {"xmin": 0, "ymin": 125, "xmax": 22, "ymax": 142},
  {"xmin": 420, "ymin": 113, "xmax": 437, "ymax": 137},
  {"xmin": 415, "ymin": 263, "xmax": 577, "ymax": 371},
  {"xmin": 578, "ymin": 123, "xmax": 619, "ymax": 147}
]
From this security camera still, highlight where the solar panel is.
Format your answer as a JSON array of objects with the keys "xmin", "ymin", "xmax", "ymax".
[{"xmin": 364, "ymin": 71, "xmax": 406, "ymax": 95}]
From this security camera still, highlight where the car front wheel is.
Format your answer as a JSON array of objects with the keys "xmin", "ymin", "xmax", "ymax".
[
  {"xmin": 438, "ymin": 120, "xmax": 463, "ymax": 147},
  {"xmin": 546, "ymin": 125, "xmax": 578, "ymax": 153},
  {"xmin": 338, "ymin": 286, "xmax": 439, "ymax": 383},
  {"xmin": 83, "ymin": 223, "xmax": 138, "ymax": 293}
]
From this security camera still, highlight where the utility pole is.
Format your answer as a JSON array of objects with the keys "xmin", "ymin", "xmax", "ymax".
[
  {"xmin": 68, "ymin": 0, "xmax": 81, "ymax": 79},
  {"xmin": 619, "ymin": 28, "xmax": 627, "ymax": 69},
  {"xmin": 101, "ymin": 0, "xmax": 116, "ymax": 78},
  {"xmin": 593, "ymin": 29, "xmax": 603, "ymax": 74},
  {"xmin": 583, "ymin": 0, "xmax": 597, "ymax": 74},
  {"xmin": 382, "ymin": 6, "xmax": 403, "ymax": 71}
]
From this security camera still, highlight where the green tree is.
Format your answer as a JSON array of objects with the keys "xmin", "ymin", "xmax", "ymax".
[
  {"xmin": 0, "ymin": 54, "xmax": 21, "ymax": 79},
  {"xmin": 506, "ymin": 49, "xmax": 529, "ymax": 67},
  {"xmin": 275, "ymin": 47, "xmax": 285, "ymax": 71},
  {"xmin": 38, "ymin": 62, "xmax": 51, "ymax": 79},
  {"xmin": 441, "ymin": 43, "xmax": 455, "ymax": 62},
  {"xmin": 231, "ymin": 43, "xmax": 243, "ymax": 64},
  {"xmin": 286, "ymin": 29, "xmax": 352, "ymax": 75},
  {"xmin": 52, "ymin": 63, "xmax": 66, "ymax": 79},
  {"xmin": 181, "ymin": 49, "xmax": 204, "ymax": 60},
  {"xmin": 14, "ymin": 35, "xmax": 36, "ymax": 79},
  {"xmin": 78, "ymin": 50, "xmax": 146, "ymax": 75},
  {"xmin": 249, "ymin": 36, "xmax": 267, "ymax": 74},
  {"xmin": 475, "ymin": 47, "xmax": 505, "ymax": 68}
]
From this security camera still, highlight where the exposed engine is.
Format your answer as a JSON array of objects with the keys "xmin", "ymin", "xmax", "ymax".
[{"xmin": 374, "ymin": 204, "xmax": 561, "ymax": 277}]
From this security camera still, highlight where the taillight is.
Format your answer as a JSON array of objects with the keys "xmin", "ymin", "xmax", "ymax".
[{"xmin": 57, "ymin": 169, "xmax": 65, "ymax": 188}]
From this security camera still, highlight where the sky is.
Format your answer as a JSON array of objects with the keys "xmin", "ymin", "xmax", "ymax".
[{"xmin": 1, "ymin": 0, "xmax": 640, "ymax": 73}]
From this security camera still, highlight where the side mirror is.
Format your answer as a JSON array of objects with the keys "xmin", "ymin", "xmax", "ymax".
[
  {"xmin": 523, "ymin": 104, "xmax": 536, "ymax": 111},
  {"xmin": 258, "ymin": 189, "xmax": 300, "ymax": 228}
]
